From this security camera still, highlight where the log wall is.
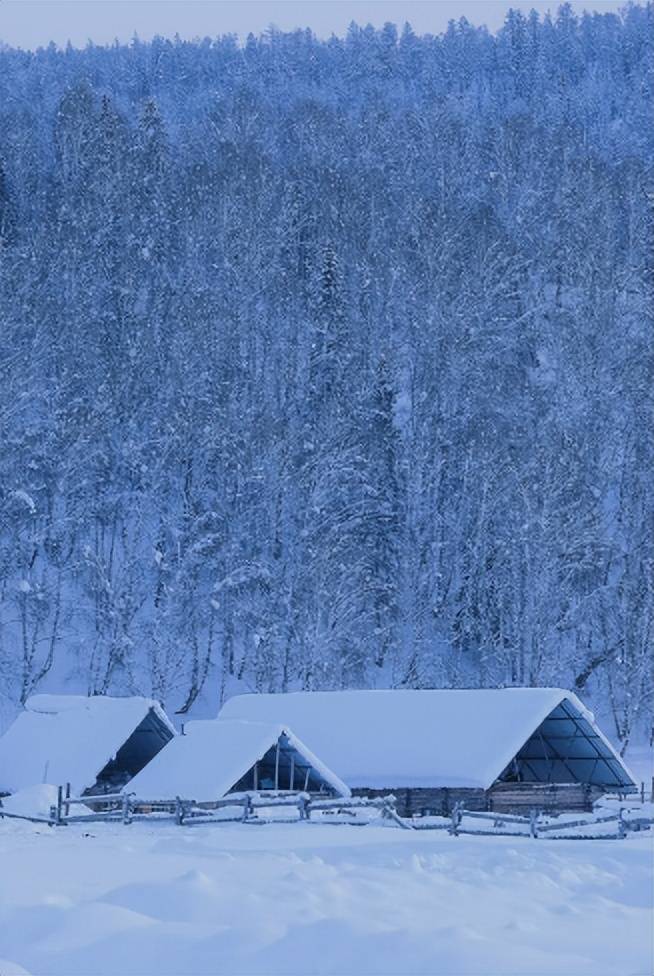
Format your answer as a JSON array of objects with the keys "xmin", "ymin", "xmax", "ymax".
[
  {"xmin": 488, "ymin": 782, "xmax": 603, "ymax": 814},
  {"xmin": 352, "ymin": 782, "xmax": 606, "ymax": 817},
  {"xmin": 351, "ymin": 786, "xmax": 487, "ymax": 818}
]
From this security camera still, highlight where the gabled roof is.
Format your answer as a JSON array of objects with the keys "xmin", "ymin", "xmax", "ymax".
[
  {"xmin": 0, "ymin": 694, "xmax": 176, "ymax": 795},
  {"xmin": 126, "ymin": 718, "xmax": 350, "ymax": 800},
  {"xmin": 218, "ymin": 688, "xmax": 636, "ymax": 791}
]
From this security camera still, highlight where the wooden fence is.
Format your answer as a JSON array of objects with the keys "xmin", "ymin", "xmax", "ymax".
[
  {"xmin": 1, "ymin": 785, "xmax": 651, "ymax": 840},
  {"xmin": 37, "ymin": 786, "xmax": 404, "ymax": 828},
  {"xmin": 446, "ymin": 803, "xmax": 653, "ymax": 840}
]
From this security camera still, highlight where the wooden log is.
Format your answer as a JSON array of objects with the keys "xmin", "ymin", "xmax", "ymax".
[
  {"xmin": 241, "ymin": 795, "xmax": 251, "ymax": 822},
  {"xmin": 459, "ymin": 810, "xmax": 531, "ymax": 826},
  {"xmin": 252, "ymin": 816, "xmax": 303, "ymax": 826},
  {"xmin": 184, "ymin": 814, "xmax": 245, "ymax": 826},
  {"xmin": 310, "ymin": 795, "xmax": 393, "ymax": 810},
  {"xmin": 59, "ymin": 812, "xmax": 122, "ymax": 824},
  {"xmin": 185, "ymin": 797, "xmax": 243, "ymax": 813},
  {"xmin": 618, "ymin": 809, "xmax": 627, "ymax": 839},
  {"xmin": 455, "ymin": 828, "xmax": 530, "ymax": 838},
  {"xmin": 381, "ymin": 800, "xmax": 413, "ymax": 830},
  {"xmin": 410, "ymin": 821, "xmax": 450, "ymax": 831},
  {"xmin": 305, "ymin": 817, "xmax": 372, "ymax": 828},
  {"xmin": 623, "ymin": 816, "xmax": 654, "ymax": 832},
  {"xmin": 122, "ymin": 793, "xmax": 132, "ymax": 825},
  {"xmin": 0, "ymin": 809, "xmax": 56, "ymax": 825},
  {"xmin": 488, "ymin": 781, "xmax": 605, "ymax": 815},
  {"xmin": 129, "ymin": 812, "xmax": 178, "ymax": 823},
  {"xmin": 449, "ymin": 801, "xmax": 462, "ymax": 836},
  {"xmin": 67, "ymin": 792, "xmax": 128, "ymax": 806},
  {"xmin": 183, "ymin": 793, "xmax": 309, "ymax": 816},
  {"xmin": 297, "ymin": 793, "xmax": 310, "ymax": 820},
  {"xmin": 538, "ymin": 812, "xmax": 620, "ymax": 833},
  {"xmin": 250, "ymin": 794, "xmax": 301, "ymax": 808},
  {"xmin": 540, "ymin": 832, "xmax": 623, "ymax": 841},
  {"xmin": 351, "ymin": 786, "xmax": 487, "ymax": 818},
  {"xmin": 131, "ymin": 797, "xmax": 192, "ymax": 810}
]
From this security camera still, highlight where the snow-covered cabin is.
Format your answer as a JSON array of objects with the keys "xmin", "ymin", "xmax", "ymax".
[
  {"xmin": 218, "ymin": 688, "xmax": 636, "ymax": 815},
  {"xmin": 126, "ymin": 718, "xmax": 349, "ymax": 802},
  {"xmin": 0, "ymin": 694, "xmax": 176, "ymax": 797}
]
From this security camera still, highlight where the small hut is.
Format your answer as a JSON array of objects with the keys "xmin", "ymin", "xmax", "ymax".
[
  {"xmin": 126, "ymin": 718, "xmax": 350, "ymax": 802},
  {"xmin": 218, "ymin": 688, "xmax": 636, "ymax": 816},
  {"xmin": 0, "ymin": 694, "xmax": 176, "ymax": 797}
]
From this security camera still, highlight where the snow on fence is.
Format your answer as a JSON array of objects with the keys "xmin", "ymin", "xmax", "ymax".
[
  {"xmin": 446, "ymin": 803, "xmax": 653, "ymax": 840},
  {"xmin": 32, "ymin": 786, "xmax": 404, "ymax": 828},
  {"xmin": 1, "ymin": 785, "xmax": 651, "ymax": 841}
]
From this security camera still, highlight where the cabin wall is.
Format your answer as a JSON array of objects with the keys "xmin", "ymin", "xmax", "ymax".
[
  {"xmin": 352, "ymin": 782, "xmax": 607, "ymax": 817},
  {"xmin": 488, "ymin": 782, "xmax": 604, "ymax": 813},
  {"xmin": 351, "ymin": 787, "xmax": 487, "ymax": 818}
]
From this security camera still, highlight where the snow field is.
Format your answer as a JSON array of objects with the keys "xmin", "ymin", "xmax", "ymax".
[{"xmin": 0, "ymin": 818, "xmax": 651, "ymax": 976}]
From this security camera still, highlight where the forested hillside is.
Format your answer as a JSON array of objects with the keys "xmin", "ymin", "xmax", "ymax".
[{"xmin": 0, "ymin": 3, "xmax": 651, "ymax": 744}]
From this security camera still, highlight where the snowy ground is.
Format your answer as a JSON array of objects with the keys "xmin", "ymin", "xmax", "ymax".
[{"xmin": 0, "ymin": 816, "xmax": 652, "ymax": 976}]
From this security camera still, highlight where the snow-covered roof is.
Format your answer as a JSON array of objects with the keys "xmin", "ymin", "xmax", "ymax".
[
  {"xmin": 0, "ymin": 694, "xmax": 176, "ymax": 795},
  {"xmin": 218, "ymin": 688, "xmax": 636, "ymax": 790},
  {"xmin": 126, "ymin": 718, "xmax": 350, "ymax": 801}
]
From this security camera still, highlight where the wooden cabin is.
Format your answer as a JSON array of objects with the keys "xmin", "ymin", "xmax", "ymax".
[
  {"xmin": 125, "ymin": 718, "xmax": 350, "ymax": 804},
  {"xmin": 0, "ymin": 694, "xmax": 176, "ymax": 797},
  {"xmin": 217, "ymin": 688, "xmax": 636, "ymax": 816}
]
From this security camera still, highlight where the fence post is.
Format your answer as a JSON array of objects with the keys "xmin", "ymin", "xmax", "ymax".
[
  {"xmin": 449, "ymin": 801, "xmax": 461, "ymax": 837},
  {"xmin": 56, "ymin": 785, "xmax": 63, "ymax": 826},
  {"xmin": 64, "ymin": 783, "xmax": 71, "ymax": 819},
  {"xmin": 175, "ymin": 796, "xmax": 184, "ymax": 826},
  {"xmin": 242, "ymin": 795, "xmax": 252, "ymax": 822},
  {"xmin": 618, "ymin": 808, "xmax": 627, "ymax": 839},
  {"xmin": 641, "ymin": 781, "xmax": 645, "ymax": 805},
  {"xmin": 122, "ymin": 793, "xmax": 132, "ymax": 825},
  {"xmin": 529, "ymin": 809, "xmax": 539, "ymax": 839}
]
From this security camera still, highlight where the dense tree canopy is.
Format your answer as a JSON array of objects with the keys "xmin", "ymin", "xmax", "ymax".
[{"xmin": 0, "ymin": 3, "xmax": 651, "ymax": 744}]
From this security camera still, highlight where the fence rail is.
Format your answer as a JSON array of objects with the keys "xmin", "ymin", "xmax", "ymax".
[
  {"xmin": 28, "ymin": 787, "xmax": 401, "ymax": 828},
  {"xmin": 444, "ymin": 802, "xmax": 654, "ymax": 839},
  {"xmin": 2, "ymin": 784, "xmax": 652, "ymax": 841}
]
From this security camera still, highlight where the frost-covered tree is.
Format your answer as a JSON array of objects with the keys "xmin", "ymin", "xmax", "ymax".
[{"xmin": 0, "ymin": 4, "xmax": 651, "ymax": 741}]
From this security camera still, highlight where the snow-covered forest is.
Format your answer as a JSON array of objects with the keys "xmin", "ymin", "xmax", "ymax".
[{"xmin": 0, "ymin": 4, "xmax": 651, "ymax": 742}]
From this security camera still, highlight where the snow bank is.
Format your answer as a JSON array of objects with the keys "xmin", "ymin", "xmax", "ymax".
[
  {"xmin": 0, "ymin": 818, "xmax": 650, "ymax": 976},
  {"xmin": 0, "ymin": 784, "xmax": 60, "ymax": 819}
]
